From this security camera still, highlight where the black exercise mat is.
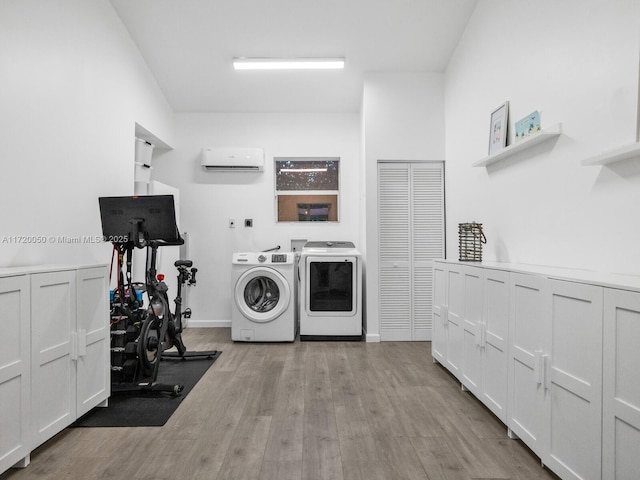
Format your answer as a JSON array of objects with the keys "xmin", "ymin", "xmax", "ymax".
[{"xmin": 71, "ymin": 351, "xmax": 221, "ymax": 427}]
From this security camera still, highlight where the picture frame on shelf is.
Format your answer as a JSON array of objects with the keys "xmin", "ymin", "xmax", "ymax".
[
  {"xmin": 515, "ymin": 110, "xmax": 541, "ymax": 142},
  {"xmin": 488, "ymin": 101, "xmax": 509, "ymax": 155}
]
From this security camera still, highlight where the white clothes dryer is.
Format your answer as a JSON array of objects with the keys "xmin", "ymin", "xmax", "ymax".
[
  {"xmin": 299, "ymin": 241, "xmax": 363, "ymax": 340},
  {"xmin": 231, "ymin": 251, "xmax": 296, "ymax": 342}
]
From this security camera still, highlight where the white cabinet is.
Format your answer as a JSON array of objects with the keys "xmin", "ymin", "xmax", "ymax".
[
  {"xmin": 479, "ymin": 268, "xmax": 509, "ymax": 423},
  {"xmin": 603, "ymin": 288, "xmax": 640, "ymax": 480},
  {"xmin": 431, "ymin": 261, "xmax": 447, "ymax": 364},
  {"xmin": 507, "ymin": 272, "xmax": 549, "ymax": 458},
  {"xmin": 75, "ymin": 267, "xmax": 110, "ymax": 417},
  {"xmin": 432, "ymin": 259, "xmax": 637, "ymax": 480},
  {"xmin": 1, "ymin": 264, "xmax": 109, "ymax": 475},
  {"xmin": 432, "ymin": 263, "xmax": 509, "ymax": 423},
  {"xmin": 31, "ymin": 270, "xmax": 78, "ymax": 445},
  {"xmin": 509, "ymin": 276, "xmax": 603, "ymax": 478},
  {"xmin": 0, "ymin": 275, "xmax": 31, "ymax": 473},
  {"xmin": 30, "ymin": 267, "xmax": 110, "ymax": 446},
  {"xmin": 460, "ymin": 265, "xmax": 483, "ymax": 394},
  {"xmin": 444, "ymin": 265, "xmax": 464, "ymax": 379},
  {"xmin": 432, "ymin": 263, "xmax": 469, "ymax": 381},
  {"xmin": 545, "ymin": 279, "xmax": 603, "ymax": 480}
]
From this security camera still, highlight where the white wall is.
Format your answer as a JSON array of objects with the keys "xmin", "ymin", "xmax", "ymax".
[
  {"xmin": 151, "ymin": 113, "xmax": 361, "ymax": 326},
  {"xmin": 0, "ymin": 0, "xmax": 173, "ymax": 267},
  {"xmin": 363, "ymin": 73, "xmax": 446, "ymax": 341},
  {"xmin": 445, "ymin": 0, "xmax": 640, "ymax": 275}
]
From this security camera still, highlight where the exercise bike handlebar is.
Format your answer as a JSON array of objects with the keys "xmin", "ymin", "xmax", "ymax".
[{"xmin": 151, "ymin": 238, "xmax": 184, "ymax": 247}]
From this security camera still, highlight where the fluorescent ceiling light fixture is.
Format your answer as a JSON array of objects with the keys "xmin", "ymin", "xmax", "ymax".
[
  {"xmin": 233, "ymin": 57, "xmax": 345, "ymax": 70},
  {"xmin": 281, "ymin": 168, "xmax": 328, "ymax": 173}
]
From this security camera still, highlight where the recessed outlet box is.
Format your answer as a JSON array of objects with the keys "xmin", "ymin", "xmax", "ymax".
[
  {"xmin": 291, "ymin": 239, "xmax": 307, "ymax": 252},
  {"xmin": 244, "ymin": 219, "xmax": 253, "ymax": 228}
]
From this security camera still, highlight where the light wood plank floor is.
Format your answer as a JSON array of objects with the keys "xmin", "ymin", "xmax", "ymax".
[{"xmin": 1, "ymin": 328, "xmax": 559, "ymax": 480}]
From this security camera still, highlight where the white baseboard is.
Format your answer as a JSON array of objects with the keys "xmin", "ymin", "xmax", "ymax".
[
  {"xmin": 186, "ymin": 319, "xmax": 231, "ymax": 328},
  {"xmin": 187, "ymin": 320, "xmax": 381, "ymax": 342}
]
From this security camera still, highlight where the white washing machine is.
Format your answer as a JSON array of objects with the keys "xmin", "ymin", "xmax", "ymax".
[
  {"xmin": 299, "ymin": 241, "xmax": 363, "ymax": 340},
  {"xmin": 231, "ymin": 251, "xmax": 296, "ymax": 342}
]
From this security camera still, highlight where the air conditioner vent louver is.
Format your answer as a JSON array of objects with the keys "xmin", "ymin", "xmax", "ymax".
[{"xmin": 200, "ymin": 147, "xmax": 264, "ymax": 172}]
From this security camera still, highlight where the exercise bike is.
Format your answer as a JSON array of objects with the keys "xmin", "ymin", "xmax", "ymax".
[
  {"xmin": 136, "ymin": 241, "xmax": 216, "ymax": 382},
  {"xmin": 101, "ymin": 194, "xmax": 218, "ymax": 395}
]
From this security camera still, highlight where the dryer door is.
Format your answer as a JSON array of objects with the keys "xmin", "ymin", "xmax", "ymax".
[
  {"xmin": 303, "ymin": 255, "xmax": 357, "ymax": 317},
  {"xmin": 235, "ymin": 267, "xmax": 291, "ymax": 323}
]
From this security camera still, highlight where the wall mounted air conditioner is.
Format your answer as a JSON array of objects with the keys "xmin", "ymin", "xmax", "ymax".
[{"xmin": 200, "ymin": 147, "xmax": 264, "ymax": 172}]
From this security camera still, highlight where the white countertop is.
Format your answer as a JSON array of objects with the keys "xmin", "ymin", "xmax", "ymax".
[
  {"xmin": 433, "ymin": 258, "xmax": 640, "ymax": 293},
  {"xmin": 0, "ymin": 263, "xmax": 108, "ymax": 278}
]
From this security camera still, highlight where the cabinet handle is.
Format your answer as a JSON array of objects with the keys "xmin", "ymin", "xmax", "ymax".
[
  {"xmin": 543, "ymin": 354, "xmax": 550, "ymax": 390},
  {"xmin": 78, "ymin": 329, "xmax": 87, "ymax": 358},
  {"xmin": 534, "ymin": 350, "xmax": 544, "ymax": 385},
  {"xmin": 70, "ymin": 331, "xmax": 78, "ymax": 361}
]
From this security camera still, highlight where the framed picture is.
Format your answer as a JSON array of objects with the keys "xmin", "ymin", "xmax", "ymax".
[
  {"xmin": 488, "ymin": 101, "xmax": 509, "ymax": 155},
  {"xmin": 515, "ymin": 110, "xmax": 541, "ymax": 141}
]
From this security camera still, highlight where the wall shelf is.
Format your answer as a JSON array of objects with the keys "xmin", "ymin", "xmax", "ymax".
[
  {"xmin": 472, "ymin": 123, "xmax": 562, "ymax": 168},
  {"xmin": 581, "ymin": 142, "xmax": 640, "ymax": 166}
]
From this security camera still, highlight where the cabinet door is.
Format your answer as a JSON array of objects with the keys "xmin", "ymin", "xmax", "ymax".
[
  {"xmin": 445, "ymin": 267, "xmax": 464, "ymax": 380},
  {"xmin": 431, "ymin": 262, "xmax": 447, "ymax": 364},
  {"xmin": 0, "ymin": 276, "xmax": 30, "ymax": 472},
  {"xmin": 508, "ymin": 272, "xmax": 549, "ymax": 458},
  {"xmin": 30, "ymin": 271, "xmax": 77, "ymax": 446},
  {"xmin": 603, "ymin": 288, "xmax": 640, "ymax": 480},
  {"xmin": 76, "ymin": 267, "xmax": 109, "ymax": 418},
  {"xmin": 461, "ymin": 266, "xmax": 483, "ymax": 395},
  {"xmin": 481, "ymin": 268, "xmax": 509, "ymax": 423},
  {"xmin": 546, "ymin": 280, "xmax": 602, "ymax": 480}
]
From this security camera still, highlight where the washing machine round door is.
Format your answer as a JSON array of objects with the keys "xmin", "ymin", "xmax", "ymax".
[{"xmin": 235, "ymin": 267, "xmax": 291, "ymax": 323}]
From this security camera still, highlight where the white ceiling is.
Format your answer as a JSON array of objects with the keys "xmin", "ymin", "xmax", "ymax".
[{"xmin": 109, "ymin": 0, "xmax": 478, "ymax": 113}]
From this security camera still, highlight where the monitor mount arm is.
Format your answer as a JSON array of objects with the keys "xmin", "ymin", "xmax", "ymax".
[{"xmin": 128, "ymin": 218, "xmax": 146, "ymax": 249}]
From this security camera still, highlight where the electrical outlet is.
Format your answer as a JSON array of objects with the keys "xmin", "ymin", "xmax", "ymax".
[
  {"xmin": 229, "ymin": 219, "xmax": 235, "ymax": 228},
  {"xmin": 244, "ymin": 219, "xmax": 253, "ymax": 228}
]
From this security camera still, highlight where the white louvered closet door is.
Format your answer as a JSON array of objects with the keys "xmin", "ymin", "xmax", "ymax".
[{"xmin": 378, "ymin": 162, "xmax": 445, "ymax": 341}]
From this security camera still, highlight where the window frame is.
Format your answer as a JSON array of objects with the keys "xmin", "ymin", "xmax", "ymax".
[{"xmin": 274, "ymin": 157, "xmax": 340, "ymax": 223}]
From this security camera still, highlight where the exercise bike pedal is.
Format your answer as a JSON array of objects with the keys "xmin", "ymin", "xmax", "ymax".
[{"xmin": 183, "ymin": 308, "xmax": 192, "ymax": 319}]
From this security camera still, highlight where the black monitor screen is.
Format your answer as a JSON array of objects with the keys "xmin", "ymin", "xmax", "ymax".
[{"xmin": 98, "ymin": 195, "xmax": 181, "ymax": 244}]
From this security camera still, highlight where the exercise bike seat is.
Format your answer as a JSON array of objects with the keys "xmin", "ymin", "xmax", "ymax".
[{"xmin": 174, "ymin": 260, "xmax": 193, "ymax": 268}]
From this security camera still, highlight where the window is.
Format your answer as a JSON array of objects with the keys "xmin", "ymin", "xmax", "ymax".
[{"xmin": 275, "ymin": 158, "xmax": 339, "ymax": 222}]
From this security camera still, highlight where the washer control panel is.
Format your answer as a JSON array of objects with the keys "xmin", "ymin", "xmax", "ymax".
[{"xmin": 232, "ymin": 252, "xmax": 294, "ymax": 265}]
